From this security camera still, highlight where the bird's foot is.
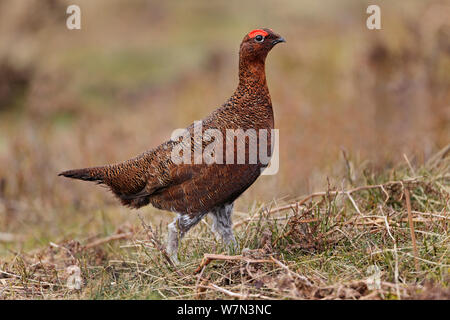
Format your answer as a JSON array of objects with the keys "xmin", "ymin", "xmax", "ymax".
[
  {"xmin": 224, "ymin": 235, "xmax": 239, "ymax": 255},
  {"xmin": 166, "ymin": 241, "xmax": 180, "ymax": 265},
  {"xmin": 169, "ymin": 253, "xmax": 180, "ymax": 265},
  {"xmin": 166, "ymin": 218, "xmax": 182, "ymax": 265},
  {"xmin": 166, "ymin": 244, "xmax": 180, "ymax": 265}
]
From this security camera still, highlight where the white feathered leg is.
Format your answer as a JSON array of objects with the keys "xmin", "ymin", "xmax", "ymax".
[
  {"xmin": 209, "ymin": 203, "xmax": 238, "ymax": 253},
  {"xmin": 166, "ymin": 213, "xmax": 206, "ymax": 264}
]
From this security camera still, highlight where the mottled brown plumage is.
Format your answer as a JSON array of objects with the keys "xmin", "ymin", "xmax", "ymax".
[{"xmin": 59, "ymin": 28, "xmax": 285, "ymax": 261}]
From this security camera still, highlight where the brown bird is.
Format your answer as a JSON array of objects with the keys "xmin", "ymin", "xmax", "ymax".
[{"xmin": 59, "ymin": 28, "xmax": 285, "ymax": 262}]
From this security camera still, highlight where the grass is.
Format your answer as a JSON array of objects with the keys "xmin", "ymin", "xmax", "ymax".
[
  {"xmin": 1, "ymin": 146, "xmax": 448, "ymax": 299},
  {"xmin": 0, "ymin": 0, "xmax": 449, "ymax": 300}
]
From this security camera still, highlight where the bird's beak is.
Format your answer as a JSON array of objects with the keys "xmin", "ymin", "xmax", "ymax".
[{"xmin": 272, "ymin": 37, "xmax": 286, "ymax": 45}]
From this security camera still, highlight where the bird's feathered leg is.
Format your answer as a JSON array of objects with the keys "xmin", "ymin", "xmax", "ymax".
[
  {"xmin": 166, "ymin": 212, "xmax": 207, "ymax": 264},
  {"xmin": 166, "ymin": 219, "xmax": 181, "ymax": 264},
  {"xmin": 210, "ymin": 203, "xmax": 238, "ymax": 253}
]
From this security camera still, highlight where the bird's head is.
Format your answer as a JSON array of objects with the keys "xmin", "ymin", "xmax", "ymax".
[{"xmin": 239, "ymin": 28, "xmax": 286, "ymax": 63}]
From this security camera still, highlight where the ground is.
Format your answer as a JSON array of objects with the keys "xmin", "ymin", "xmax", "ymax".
[
  {"xmin": 0, "ymin": 0, "xmax": 449, "ymax": 300},
  {"xmin": 1, "ymin": 148, "xmax": 449, "ymax": 299}
]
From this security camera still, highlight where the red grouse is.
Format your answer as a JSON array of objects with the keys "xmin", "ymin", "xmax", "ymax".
[{"xmin": 60, "ymin": 28, "xmax": 285, "ymax": 262}]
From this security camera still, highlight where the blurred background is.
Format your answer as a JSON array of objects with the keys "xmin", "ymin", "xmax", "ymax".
[{"xmin": 0, "ymin": 0, "xmax": 449, "ymax": 252}]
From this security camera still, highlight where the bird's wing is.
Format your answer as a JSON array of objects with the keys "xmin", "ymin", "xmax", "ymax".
[{"xmin": 148, "ymin": 162, "xmax": 262, "ymax": 214}]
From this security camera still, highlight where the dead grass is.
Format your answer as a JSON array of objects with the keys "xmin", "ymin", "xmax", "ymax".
[
  {"xmin": 0, "ymin": 0, "xmax": 449, "ymax": 300},
  {"xmin": 0, "ymin": 146, "xmax": 448, "ymax": 300}
]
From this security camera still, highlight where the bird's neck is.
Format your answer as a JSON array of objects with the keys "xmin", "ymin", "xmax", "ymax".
[{"xmin": 238, "ymin": 58, "xmax": 268, "ymax": 90}]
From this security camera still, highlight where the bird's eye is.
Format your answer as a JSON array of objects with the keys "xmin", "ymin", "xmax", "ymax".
[{"xmin": 255, "ymin": 35, "xmax": 264, "ymax": 42}]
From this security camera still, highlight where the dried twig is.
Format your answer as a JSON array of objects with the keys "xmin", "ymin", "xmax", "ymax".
[
  {"xmin": 270, "ymin": 256, "xmax": 313, "ymax": 287},
  {"xmin": 202, "ymin": 283, "xmax": 273, "ymax": 299},
  {"xmin": 0, "ymin": 269, "xmax": 62, "ymax": 287},
  {"xmin": 268, "ymin": 178, "xmax": 420, "ymax": 215},
  {"xmin": 194, "ymin": 253, "xmax": 273, "ymax": 274},
  {"xmin": 84, "ymin": 232, "xmax": 133, "ymax": 250},
  {"xmin": 49, "ymin": 242, "xmax": 77, "ymax": 261},
  {"xmin": 346, "ymin": 192, "xmax": 362, "ymax": 215},
  {"xmin": 403, "ymin": 154, "xmax": 416, "ymax": 177}
]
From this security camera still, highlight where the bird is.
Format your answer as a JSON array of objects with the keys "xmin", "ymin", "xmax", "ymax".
[{"xmin": 59, "ymin": 28, "xmax": 285, "ymax": 262}]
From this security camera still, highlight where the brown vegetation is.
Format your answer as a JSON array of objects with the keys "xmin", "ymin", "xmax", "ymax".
[{"xmin": 0, "ymin": 0, "xmax": 448, "ymax": 299}]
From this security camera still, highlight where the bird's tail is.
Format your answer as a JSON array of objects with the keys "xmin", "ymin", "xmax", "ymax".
[
  {"xmin": 59, "ymin": 159, "xmax": 151, "ymax": 208},
  {"xmin": 58, "ymin": 166, "xmax": 106, "ymax": 183}
]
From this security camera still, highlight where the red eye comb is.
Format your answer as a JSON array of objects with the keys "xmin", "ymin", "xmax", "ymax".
[{"xmin": 248, "ymin": 29, "xmax": 269, "ymax": 38}]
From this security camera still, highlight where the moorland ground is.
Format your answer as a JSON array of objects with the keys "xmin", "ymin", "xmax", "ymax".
[{"xmin": 0, "ymin": 0, "xmax": 449, "ymax": 299}]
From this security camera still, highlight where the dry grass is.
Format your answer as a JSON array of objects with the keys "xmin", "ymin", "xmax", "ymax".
[
  {"xmin": 0, "ymin": 0, "xmax": 449, "ymax": 299},
  {"xmin": 0, "ymin": 147, "xmax": 448, "ymax": 299}
]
